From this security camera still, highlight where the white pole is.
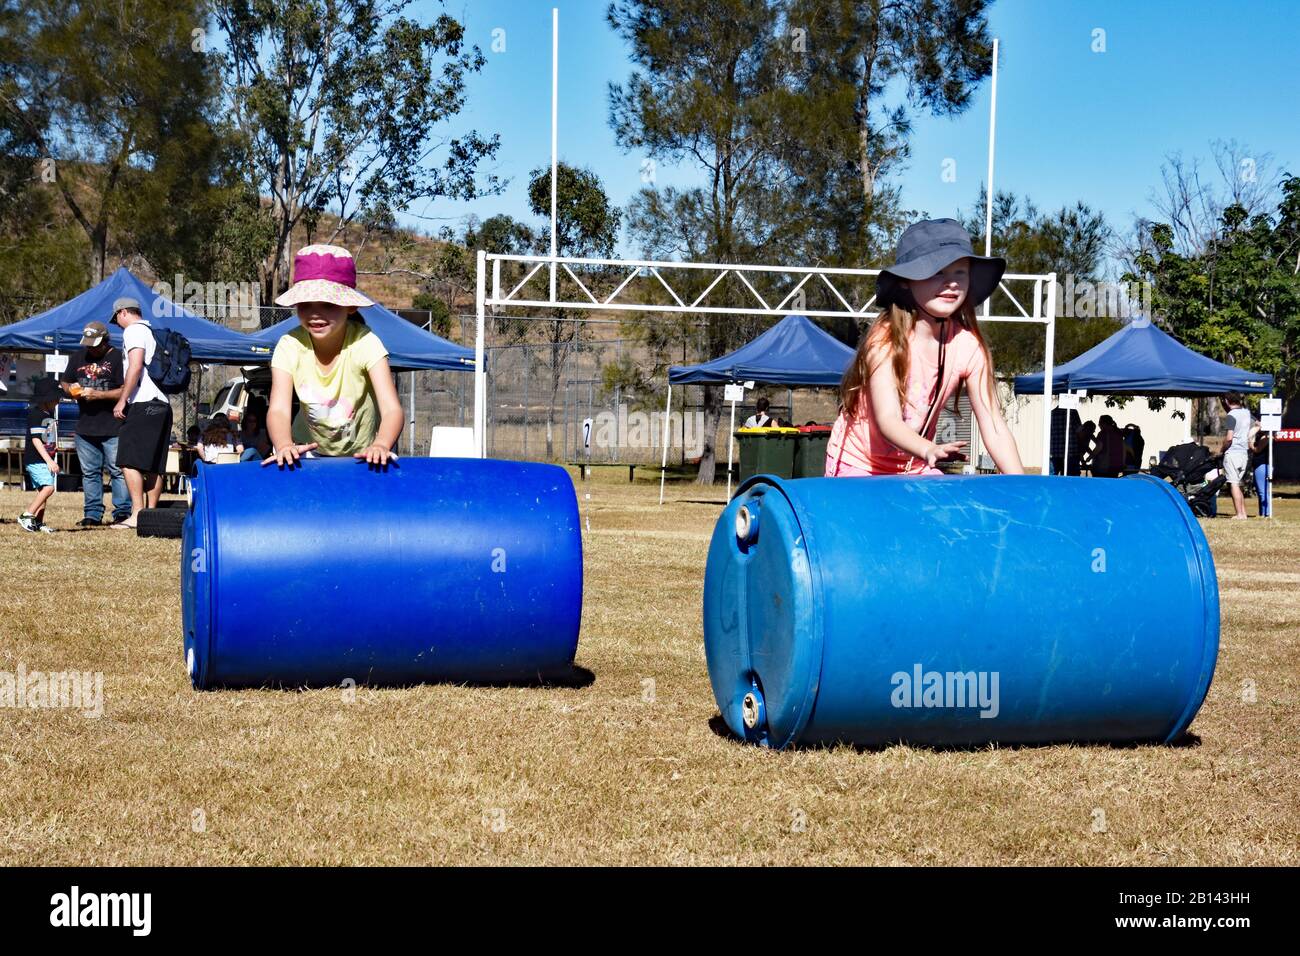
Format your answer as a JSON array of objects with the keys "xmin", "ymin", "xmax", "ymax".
[
  {"xmin": 983, "ymin": 38, "xmax": 999, "ymax": 297},
  {"xmin": 970, "ymin": 37, "xmax": 998, "ymax": 474},
  {"xmin": 982, "ymin": 41, "xmax": 993, "ymax": 306},
  {"xmin": 549, "ymin": 7, "xmax": 558, "ymax": 303},
  {"xmin": 1041, "ymin": 273, "xmax": 1057, "ymax": 474},
  {"xmin": 407, "ymin": 371, "xmax": 415, "ymax": 455},
  {"xmin": 1061, "ymin": 395, "xmax": 1070, "ymax": 476},
  {"xmin": 1267, "ymin": 392, "xmax": 1274, "ymax": 520},
  {"xmin": 726, "ymin": 395, "xmax": 737, "ymax": 499},
  {"xmin": 475, "ymin": 249, "xmax": 487, "ymax": 457},
  {"xmin": 659, "ymin": 384, "xmax": 672, "ymax": 505}
]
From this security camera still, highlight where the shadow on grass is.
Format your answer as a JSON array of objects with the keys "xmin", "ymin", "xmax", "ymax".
[
  {"xmin": 201, "ymin": 663, "xmax": 597, "ymax": 694},
  {"xmin": 707, "ymin": 714, "xmax": 1203, "ymax": 752}
]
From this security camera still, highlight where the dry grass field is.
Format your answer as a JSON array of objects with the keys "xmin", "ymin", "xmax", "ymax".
[{"xmin": 1, "ymin": 473, "xmax": 1296, "ymax": 866}]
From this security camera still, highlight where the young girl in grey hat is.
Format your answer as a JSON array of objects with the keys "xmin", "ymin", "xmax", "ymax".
[{"xmin": 825, "ymin": 218, "xmax": 1025, "ymax": 476}]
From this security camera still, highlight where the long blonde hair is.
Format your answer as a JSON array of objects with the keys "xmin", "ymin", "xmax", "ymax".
[{"xmin": 840, "ymin": 302, "xmax": 999, "ymax": 424}]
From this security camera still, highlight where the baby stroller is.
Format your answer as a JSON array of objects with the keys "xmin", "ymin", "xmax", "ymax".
[{"xmin": 1149, "ymin": 442, "xmax": 1224, "ymax": 517}]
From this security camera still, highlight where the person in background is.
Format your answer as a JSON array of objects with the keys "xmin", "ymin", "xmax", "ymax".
[
  {"xmin": 265, "ymin": 244, "xmax": 402, "ymax": 468},
  {"xmin": 110, "ymin": 297, "xmax": 173, "ymax": 528},
  {"xmin": 1049, "ymin": 405, "xmax": 1083, "ymax": 476},
  {"xmin": 1248, "ymin": 422, "xmax": 1270, "ymax": 518},
  {"xmin": 196, "ymin": 413, "xmax": 242, "ymax": 463},
  {"xmin": 1076, "ymin": 420, "xmax": 1098, "ymax": 473},
  {"xmin": 59, "ymin": 319, "xmax": 131, "ymax": 526},
  {"xmin": 1221, "ymin": 393, "xmax": 1252, "ymax": 520},
  {"xmin": 1090, "ymin": 415, "xmax": 1126, "ymax": 478},
  {"xmin": 18, "ymin": 378, "xmax": 61, "ymax": 533},
  {"xmin": 238, "ymin": 409, "xmax": 271, "ymax": 462},
  {"xmin": 742, "ymin": 397, "xmax": 773, "ymax": 428},
  {"xmin": 1121, "ymin": 423, "xmax": 1145, "ymax": 474}
]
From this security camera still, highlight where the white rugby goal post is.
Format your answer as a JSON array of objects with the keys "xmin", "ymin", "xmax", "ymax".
[{"xmin": 473, "ymin": 250, "xmax": 1058, "ymax": 495}]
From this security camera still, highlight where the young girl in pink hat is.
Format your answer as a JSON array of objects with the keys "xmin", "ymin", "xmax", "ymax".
[{"xmin": 265, "ymin": 244, "xmax": 404, "ymax": 467}]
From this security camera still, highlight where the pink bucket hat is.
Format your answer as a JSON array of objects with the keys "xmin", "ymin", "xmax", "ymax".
[{"xmin": 274, "ymin": 244, "xmax": 374, "ymax": 308}]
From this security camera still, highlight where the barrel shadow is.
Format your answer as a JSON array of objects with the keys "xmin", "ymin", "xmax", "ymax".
[
  {"xmin": 205, "ymin": 664, "xmax": 597, "ymax": 694},
  {"xmin": 706, "ymin": 714, "xmax": 1202, "ymax": 752}
]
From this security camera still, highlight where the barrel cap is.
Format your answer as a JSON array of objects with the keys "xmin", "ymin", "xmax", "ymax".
[{"xmin": 704, "ymin": 475, "xmax": 823, "ymax": 747}]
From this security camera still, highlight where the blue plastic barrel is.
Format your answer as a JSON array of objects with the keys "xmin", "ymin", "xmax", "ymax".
[
  {"xmin": 704, "ymin": 474, "xmax": 1218, "ymax": 749},
  {"xmin": 182, "ymin": 457, "xmax": 582, "ymax": 689}
]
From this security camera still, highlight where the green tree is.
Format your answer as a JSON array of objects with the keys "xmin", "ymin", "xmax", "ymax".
[
  {"xmin": 609, "ymin": 0, "xmax": 811, "ymax": 483},
  {"xmin": 0, "ymin": 0, "xmax": 229, "ymax": 282},
  {"xmin": 780, "ymin": 0, "xmax": 994, "ymax": 267},
  {"xmin": 1128, "ymin": 175, "xmax": 1299, "ymax": 412},
  {"xmin": 522, "ymin": 163, "xmax": 621, "ymax": 459},
  {"xmin": 961, "ymin": 188, "xmax": 1120, "ymax": 377},
  {"xmin": 214, "ymin": 0, "xmax": 502, "ymax": 301},
  {"xmin": 0, "ymin": 2, "xmax": 87, "ymax": 322}
]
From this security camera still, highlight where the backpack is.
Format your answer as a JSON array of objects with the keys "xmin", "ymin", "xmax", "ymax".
[{"xmin": 145, "ymin": 325, "xmax": 192, "ymax": 394}]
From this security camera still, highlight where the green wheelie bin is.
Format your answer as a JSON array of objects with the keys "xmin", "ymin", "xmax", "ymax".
[
  {"xmin": 793, "ymin": 424, "xmax": 833, "ymax": 478},
  {"xmin": 734, "ymin": 427, "xmax": 800, "ymax": 484}
]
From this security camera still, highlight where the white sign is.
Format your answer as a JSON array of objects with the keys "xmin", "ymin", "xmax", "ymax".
[
  {"xmin": 45, "ymin": 354, "xmax": 69, "ymax": 374},
  {"xmin": 1260, "ymin": 398, "xmax": 1282, "ymax": 415},
  {"xmin": 724, "ymin": 383, "xmax": 745, "ymax": 402},
  {"xmin": 1262, "ymin": 414, "xmax": 1282, "ymax": 432},
  {"xmin": 581, "ymin": 417, "xmax": 593, "ymax": 451},
  {"xmin": 1058, "ymin": 393, "xmax": 1079, "ymax": 410}
]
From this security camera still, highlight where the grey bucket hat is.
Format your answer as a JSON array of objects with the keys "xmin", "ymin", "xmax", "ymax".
[{"xmin": 876, "ymin": 218, "xmax": 1005, "ymax": 311}]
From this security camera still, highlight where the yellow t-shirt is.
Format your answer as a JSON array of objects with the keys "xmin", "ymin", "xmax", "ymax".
[{"xmin": 270, "ymin": 321, "xmax": 389, "ymax": 456}]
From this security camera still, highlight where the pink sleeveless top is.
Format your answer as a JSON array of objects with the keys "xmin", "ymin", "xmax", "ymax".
[{"xmin": 825, "ymin": 322, "xmax": 987, "ymax": 476}]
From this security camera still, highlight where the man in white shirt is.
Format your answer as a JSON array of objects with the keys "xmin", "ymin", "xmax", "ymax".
[
  {"xmin": 1221, "ymin": 393, "xmax": 1253, "ymax": 520},
  {"xmin": 743, "ymin": 396, "xmax": 773, "ymax": 429},
  {"xmin": 110, "ymin": 297, "xmax": 173, "ymax": 528}
]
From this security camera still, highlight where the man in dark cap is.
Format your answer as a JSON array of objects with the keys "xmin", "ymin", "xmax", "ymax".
[{"xmin": 59, "ymin": 317, "xmax": 131, "ymax": 525}]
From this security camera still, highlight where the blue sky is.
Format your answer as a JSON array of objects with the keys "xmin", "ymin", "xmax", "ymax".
[{"xmin": 412, "ymin": 0, "xmax": 1299, "ymax": 266}]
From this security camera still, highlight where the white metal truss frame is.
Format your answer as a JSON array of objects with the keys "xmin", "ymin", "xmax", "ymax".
[{"xmin": 474, "ymin": 251, "xmax": 1058, "ymax": 486}]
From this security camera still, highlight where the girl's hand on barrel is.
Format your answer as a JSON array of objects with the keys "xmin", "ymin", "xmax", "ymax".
[
  {"xmin": 926, "ymin": 440, "xmax": 968, "ymax": 468},
  {"xmin": 263, "ymin": 442, "xmax": 317, "ymax": 468},
  {"xmin": 354, "ymin": 443, "xmax": 397, "ymax": 468}
]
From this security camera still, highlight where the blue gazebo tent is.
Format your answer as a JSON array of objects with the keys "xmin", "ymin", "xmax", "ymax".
[
  {"xmin": 1013, "ymin": 319, "xmax": 1274, "ymax": 396},
  {"xmin": 0, "ymin": 267, "xmax": 265, "ymax": 363},
  {"xmin": 1013, "ymin": 318, "xmax": 1275, "ymax": 479},
  {"xmin": 667, "ymin": 313, "xmax": 854, "ymax": 386},
  {"xmin": 661, "ymin": 314, "xmax": 855, "ymax": 499}
]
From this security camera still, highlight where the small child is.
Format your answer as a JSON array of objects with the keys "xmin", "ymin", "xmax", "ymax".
[
  {"xmin": 196, "ymin": 413, "xmax": 243, "ymax": 463},
  {"xmin": 264, "ymin": 244, "xmax": 403, "ymax": 468},
  {"xmin": 825, "ymin": 219, "xmax": 1024, "ymax": 476},
  {"xmin": 19, "ymin": 378, "xmax": 62, "ymax": 533}
]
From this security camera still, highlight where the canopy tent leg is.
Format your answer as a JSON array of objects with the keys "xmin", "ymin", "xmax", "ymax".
[
  {"xmin": 407, "ymin": 370, "xmax": 415, "ymax": 455},
  {"xmin": 1062, "ymin": 394, "xmax": 1070, "ymax": 476},
  {"xmin": 474, "ymin": 250, "xmax": 487, "ymax": 457},
  {"xmin": 1040, "ymin": 277, "xmax": 1057, "ymax": 474},
  {"xmin": 659, "ymin": 384, "xmax": 672, "ymax": 505},
  {"xmin": 726, "ymin": 393, "xmax": 737, "ymax": 500}
]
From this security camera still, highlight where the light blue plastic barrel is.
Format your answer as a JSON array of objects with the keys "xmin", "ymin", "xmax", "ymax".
[
  {"xmin": 182, "ymin": 457, "xmax": 582, "ymax": 689},
  {"xmin": 703, "ymin": 474, "xmax": 1218, "ymax": 749}
]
